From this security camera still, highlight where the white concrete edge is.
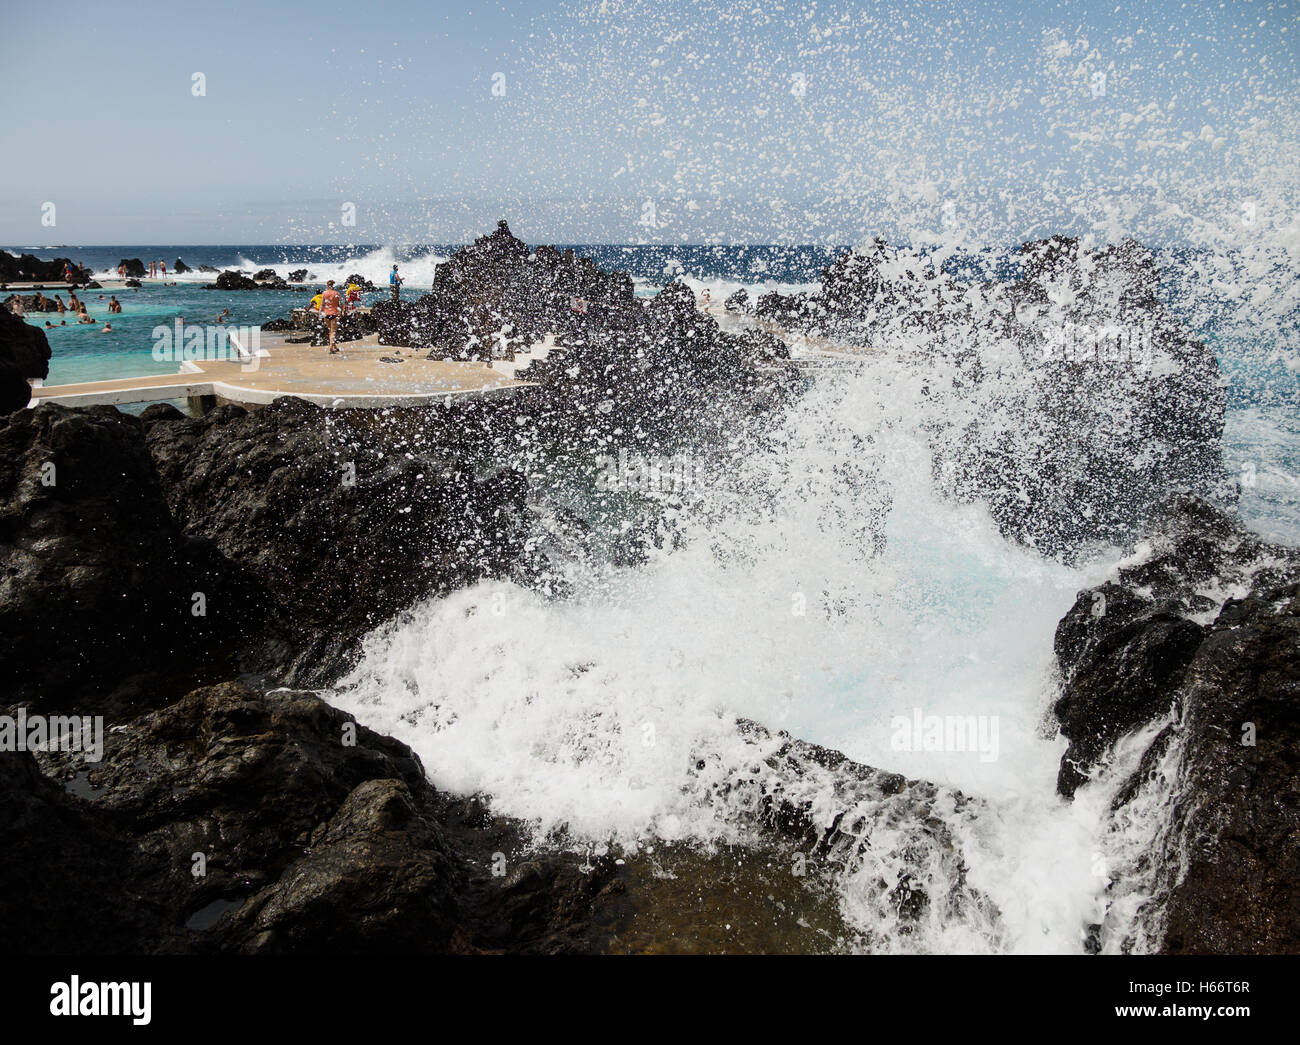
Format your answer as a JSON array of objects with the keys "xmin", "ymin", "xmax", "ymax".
[
  {"xmin": 29, "ymin": 379, "xmax": 537, "ymax": 410},
  {"xmin": 28, "ymin": 382, "xmax": 217, "ymax": 409},
  {"xmin": 204, "ymin": 380, "xmax": 538, "ymax": 408}
]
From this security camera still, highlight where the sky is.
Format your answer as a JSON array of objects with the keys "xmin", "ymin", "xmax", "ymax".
[{"xmin": 0, "ymin": 0, "xmax": 1296, "ymax": 246}]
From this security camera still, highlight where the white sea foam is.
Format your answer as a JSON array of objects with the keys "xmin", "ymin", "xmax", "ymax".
[
  {"xmin": 320, "ymin": 224, "xmax": 1298, "ymax": 950},
  {"xmin": 331, "ymin": 328, "xmax": 1146, "ymax": 952},
  {"xmin": 91, "ymin": 246, "xmax": 449, "ymax": 287}
]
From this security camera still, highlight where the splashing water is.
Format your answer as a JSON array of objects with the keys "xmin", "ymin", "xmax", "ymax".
[
  {"xmin": 330, "ymin": 321, "xmax": 1176, "ymax": 952},
  {"xmin": 322, "ymin": 0, "xmax": 1298, "ymax": 953}
]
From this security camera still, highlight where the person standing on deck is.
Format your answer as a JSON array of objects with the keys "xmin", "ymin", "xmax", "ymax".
[
  {"xmin": 389, "ymin": 264, "xmax": 402, "ymax": 302},
  {"xmin": 321, "ymin": 279, "xmax": 343, "ymax": 354}
]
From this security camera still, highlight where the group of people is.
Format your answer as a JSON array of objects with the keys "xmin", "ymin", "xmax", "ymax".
[
  {"xmin": 305, "ymin": 267, "xmax": 404, "ymax": 353},
  {"xmin": 305, "ymin": 279, "xmax": 363, "ymax": 353},
  {"xmin": 115, "ymin": 261, "xmax": 169, "ymax": 279},
  {"xmin": 18, "ymin": 289, "xmax": 119, "ymax": 331}
]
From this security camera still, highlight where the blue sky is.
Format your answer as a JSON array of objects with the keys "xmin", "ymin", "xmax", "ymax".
[{"xmin": 1, "ymin": 0, "xmax": 1296, "ymax": 245}]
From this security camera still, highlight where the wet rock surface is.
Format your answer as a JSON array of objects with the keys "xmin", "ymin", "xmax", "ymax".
[
  {"xmin": 0, "ymin": 394, "xmax": 536, "ymax": 707},
  {"xmin": 373, "ymin": 220, "xmax": 796, "ymax": 456},
  {"xmin": 3, "ymin": 681, "xmax": 870, "ymax": 955},
  {"xmin": 207, "ymin": 269, "xmax": 289, "ymax": 290},
  {"xmin": 762, "ymin": 236, "xmax": 1228, "ymax": 558},
  {"xmin": 1055, "ymin": 497, "xmax": 1300, "ymax": 953},
  {"xmin": 375, "ymin": 220, "xmax": 636, "ymax": 361},
  {"xmin": 139, "ymin": 395, "xmax": 532, "ymax": 686},
  {"xmin": 3, "ymin": 682, "xmax": 628, "ymax": 954}
]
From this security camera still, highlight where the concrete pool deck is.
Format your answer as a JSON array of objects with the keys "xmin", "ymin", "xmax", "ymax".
[
  {"xmin": 24, "ymin": 302, "xmax": 867, "ymax": 413},
  {"xmin": 28, "ymin": 332, "xmax": 558, "ymax": 410}
]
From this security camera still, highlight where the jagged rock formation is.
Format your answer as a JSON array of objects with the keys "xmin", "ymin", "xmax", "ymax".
[
  {"xmin": 3, "ymin": 681, "xmax": 629, "ymax": 954},
  {"xmin": 724, "ymin": 288, "xmax": 752, "ymax": 314},
  {"xmin": 139, "ymin": 396, "xmax": 531, "ymax": 685},
  {"xmin": 374, "ymin": 219, "xmax": 798, "ymax": 478},
  {"xmin": 1054, "ymin": 497, "xmax": 1300, "ymax": 953},
  {"xmin": 207, "ymin": 269, "xmax": 289, "ymax": 290},
  {"xmin": 0, "ymin": 396, "xmax": 536, "ymax": 707},
  {"xmin": 0, "ymin": 307, "xmax": 51, "ymax": 412},
  {"xmin": 374, "ymin": 220, "xmax": 637, "ymax": 361},
  {"xmin": 4, "ymin": 676, "xmax": 976, "ymax": 954},
  {"xmin": 0, "ymin": 252, "xmax": 90, "ymax": 284},
  {"xmin": 0, "ymin": 405, "xmax": 265, "ymax": 708},
  {"xmin": 761, "ymin": 236, "xmax": 1228, "ymax": 558}
]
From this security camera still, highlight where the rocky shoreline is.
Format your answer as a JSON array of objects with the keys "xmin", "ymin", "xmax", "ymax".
[
  {"xmin": 1, "ymin": 226, "xmax": 1296, "ymax": 953},
  {"xmin": 1054, "ymin": 497, "xmax": 1300, "ymax": 953}
]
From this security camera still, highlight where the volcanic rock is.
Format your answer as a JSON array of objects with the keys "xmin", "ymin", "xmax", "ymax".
[
  {"xmin": 724, "ymin": 288, "xmax": 751, "ymax": 313},
  {"xmin": 139, "ymin": 396, "xmax": 532, "ymax": 685},
  {"xmin": 0, "ymin": 404, "xmax": 267, "ymax": 708},
  {"xmin": 0, "ymin": 308, "xmax": 51, "ymax": 412},
  {"xmin": 768, "ymin": 236, "xmax": 1229, "ymax": 557},
  {"xmin": 209, "ymin": 270, "xmax": 259, "ymax": 290},
  {"xmin": 1054, "ymin": 496, "xmax": 1300, "ymax": 953},
  {"xmin": 3, "ymin": 681, "xmax": 628, "ymax": 954},
  {"xmin": 0, "ymin": 252, "xmax": 87, "ymax": 284}
]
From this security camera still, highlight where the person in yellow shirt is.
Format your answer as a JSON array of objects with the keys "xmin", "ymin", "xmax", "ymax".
[{"xmin": 309, "ymin": 292, "xmax": 323, "ymax": 311}]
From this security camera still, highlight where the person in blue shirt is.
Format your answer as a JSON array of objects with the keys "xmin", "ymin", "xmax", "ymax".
[{"xmin": 389, "ymin": 264, "xmax": 403, "ymax": 302}]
